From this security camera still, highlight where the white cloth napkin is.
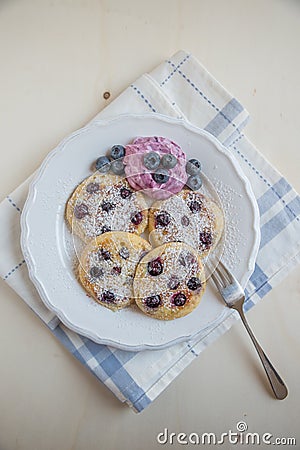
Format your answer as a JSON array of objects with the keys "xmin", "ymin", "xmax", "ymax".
[{"xmin": 1, "ymin": 51, "xmax": 299, "ymax": 412}]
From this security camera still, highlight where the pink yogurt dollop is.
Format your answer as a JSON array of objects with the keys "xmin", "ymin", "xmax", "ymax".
[{"xmin": 124, "ymin": 136, "xmax": 187, "ymax": 199}]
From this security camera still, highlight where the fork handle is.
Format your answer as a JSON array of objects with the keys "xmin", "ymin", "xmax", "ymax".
[{"xmin": 234, "ymin": 302, "xmax": 288, "ymax": 400}]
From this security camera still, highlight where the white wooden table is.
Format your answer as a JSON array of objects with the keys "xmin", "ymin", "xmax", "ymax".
[{"xmin": 0, "ymin": 1, "xmax": 299, "ymax": 449}]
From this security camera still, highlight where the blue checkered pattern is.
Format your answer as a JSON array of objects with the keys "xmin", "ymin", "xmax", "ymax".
[{"xmin": 1, "ymin": 51, "xmax": 300, "ymax": 413}]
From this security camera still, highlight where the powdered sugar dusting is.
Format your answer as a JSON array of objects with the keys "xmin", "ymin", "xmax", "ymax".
[
  {"xmin": 134, "ymin": 243, "xmax": 205, "ymax": 314},
  {"xmin": 212, "ymin": 178, "xmax": 245, "ymax": 269},
  {"xmin": 82, "ymin": 233, "xmax": 151, "ymax": 308},
  {"xmin": 69, "ymin": 173, "xmax": 148, "ymax": 240},
  {"xmin": 149, "ymin": 189, "xmax": 223, "ymax": 259}
]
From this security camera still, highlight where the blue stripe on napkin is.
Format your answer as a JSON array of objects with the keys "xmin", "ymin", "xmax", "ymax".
[
  {"xmin": 6, "ymin": 196, "xmax": 22, "ymax": 213},
  {"xmin": 166, "ymin": 60, "xmax": 243, "ymax": 137},
  {"xmin": 204, "ymin": 98, "xmax": 244, "ymax": 137},
  {"xmin": 250, "ymin": 264, "xmax": 272, "ymax": 298},
  {"xmin": 4, "ymin": 260, "xmax": 26, "ymax": 280},
  {"xmin": 260, "ymin": 196, "xmax": 300, "ymax": 248},
  {"xmin": 257, "ymin": 178, "xmax": 292, "ymax": 215},
  {"xmin": 51, "ymin": 324, "xmax": 151, "ymax": 410}
]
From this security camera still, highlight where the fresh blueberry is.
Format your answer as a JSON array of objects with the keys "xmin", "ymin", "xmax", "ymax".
[
  {"xmin": 187, "ymin": 277, "xmax": 202, "ymax": 291},
  {"xmin": 178, "ymin": 254, "xmax": 187, "ymax": 267},
  {"xmin": 186, "ymin": 174, "xmax": 202, "ymax": 191},
  {"xmin": 181, "ymin": 215, "xmax": 190, "ymax": 227},
  {"xmin": 186, "ymin": 252, "xmax": 197, "ymax": 265},
  {"xmin": 168, "ymin": 276, "xmax": 180, "ymax": 290},
  {"xmin": 199, "ymin": 231, "xmax": 212, "ymax": 249},
  {"xmin": 101, "ymin": 291, "xmax": 115, "ymax": 303},
  {"xmin": 99, "ymin": 248, "xmax": 111, "ymax": 261},
  {"xmin": 152, "ymin": 168, "xmax": 170, "ymax": 184},
  {"xmin": 119, "ymin": 246, "xmax": 129, "ymax": 259},
  {"xmin": 147, "ymin": 257, "xmax": 163, "ymax": 276},
  {"xmin": 143, "ymin": 151, "xmax": 160, "ymax": 170},
  {"xmin": 101, "ymin": 201, "xmax": 114, "ymax": 213},
  {"xmin": 120, "ymin": 187, "xmax": 132, "ymax": 199},
  {"xmin": 95, "ymin": 155, "xmax": 110, "ymax": 173},
  {"xmin": 89, "ymin": 266, "xmax": 103, "ymax": 278},
  {"xmin": 110, "ymin": 145, "xmax": 125, "ymax": 160},
  {"xmin": 145, "ymin": 295, "xmax": 162, "ymax": 308},
  {"xmin": 131, "ymin": 211, "xmax": 143, "ymax": 226},
  {"xmin": 155, "ymin": 211, "xmax": 171, "ymax": 227},
  {"xmin": 111, "ymin": 159, "xmax": 125, "ymax": 175},
  {"xmin": 189, "ymin": 200, "xmax": 201, "ymax": 213},
  {"xmin": 172, "ymin": 292, "xmax": 187, "ymax": 307},
  {"xmin": 178, "ymin": 251, "xmax": 196, "ymax": 267},
  {"xmin": 186, "ymin": 158, "xmax": 202, "ymax": 175},
  {"xmin": 86, "ymin": 183, "xmax": 99, "ymax": 193},
  {"xmin": 100, "ymin": 225, "xmax": 111, "ymax": 234},
  {"xmin": 111, "ymin": 266, "xmax": 122, "ymax": 275},
  {"xmin": 161, "ymin": 154, "xmax": 177, "ymax": 169},
  {"xmin": 74, "ymin": 203, "xmax": 89, "ymax": 219}
]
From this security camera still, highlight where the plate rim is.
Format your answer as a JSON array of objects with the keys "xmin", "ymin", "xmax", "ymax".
[{"xmin": 20, "ymin": 113, "xmax": 260, "ymax": 351}]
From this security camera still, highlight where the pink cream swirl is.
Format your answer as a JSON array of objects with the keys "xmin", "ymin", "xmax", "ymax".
[{"xmin": 124, "ymin": 136, "xmax": 187, "ymax": 199}]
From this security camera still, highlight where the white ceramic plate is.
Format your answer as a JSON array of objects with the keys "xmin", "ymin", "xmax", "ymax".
[{"xmin": 21, "ymin": 114, "xmax": 260, "ymax": 351}]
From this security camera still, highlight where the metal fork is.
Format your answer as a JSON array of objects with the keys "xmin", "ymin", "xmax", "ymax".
[{"xmin": 210, "ymin": 260, "xmax": 288, "ymax": 400}]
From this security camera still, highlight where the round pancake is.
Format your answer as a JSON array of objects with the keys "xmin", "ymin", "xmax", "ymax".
[
  {"xmin": 148, "ymin": 189, "xmax": 224, "ymax": 258},
  {"xmin": 133, "ymin": 242, "xmax": 206, "ymax": 320},
  {"xmin": 66, "ymin": 172, "xmax": 148, "ymax": 242},
  {"xmin": 78, "ymin": 231, "xmax": 152, "ymax": 311}
]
